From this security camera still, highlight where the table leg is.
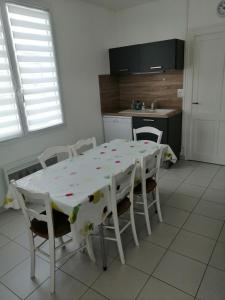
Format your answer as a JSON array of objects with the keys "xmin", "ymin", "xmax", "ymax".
[{"xmin": 99, "ymin": 224, "xmax": 107, "ymax": 271}]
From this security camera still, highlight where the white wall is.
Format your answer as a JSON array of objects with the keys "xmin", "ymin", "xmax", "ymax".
[
  {"xmin": 0, "ymin": 0, "xmax": 116, "ymax": 204},
  {"xmin": 189, "ymin": 0, "xmax": 225, "ymax": 29},
  {"xmin": 115, "ymin": 0, "xmax": 225, "ymax": 46},
  {"xmin": 115, "ymin": 0, "xmax": 187, "ymax": 46}
]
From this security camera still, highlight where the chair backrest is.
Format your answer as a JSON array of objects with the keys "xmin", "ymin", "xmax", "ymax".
[
  {"xmin": 10, "ymin": 180, "xmax": 54, "ymax": 237},
  {"xmin": 70, "ymin": 137, "xmax": 97, "ymax": 156},
  {"xmin": 110, "ymin": 161, "xmax": 137, "ymax": 212},
  {"xmin": 38, "ymin": 146, "xmax": 72, "ymax": 169},
  {"xmin": 140, "ymin": 148, "xmax": 163, "ymax": 185},
  {"xmin": 133, "ymin": 126, "xmax": 163, "ymax": 144}
]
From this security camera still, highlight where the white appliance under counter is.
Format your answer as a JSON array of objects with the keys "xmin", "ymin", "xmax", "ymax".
[{"xmin": 103, "ymin": 115, "xmax": 132, "ymax": 142}]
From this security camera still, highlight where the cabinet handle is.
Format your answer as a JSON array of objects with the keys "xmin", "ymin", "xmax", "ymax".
[
  {"xmin": 192, "ymin": 102, "xmax": 199, "ymax": 105},
  {"xmin": 150, "ymin": 66, "xmax": 163, "ymax": 70},
  {"xmin": 143, "ymin": 119, "xmax": 155, "ymax": 122},
  {"xmin": 119, "ymin": 68, "xmax": 129, "ymax": 72}
]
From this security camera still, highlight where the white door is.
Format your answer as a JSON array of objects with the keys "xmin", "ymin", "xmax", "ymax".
[{"xmin": 189, "ymin": 29, "xmax": 225, "ymax": 165}]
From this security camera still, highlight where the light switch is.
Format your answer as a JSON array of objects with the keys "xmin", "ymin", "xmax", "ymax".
[{"xmin": 177, "ymin": 89, "xmax": 184, "ymax": 98}]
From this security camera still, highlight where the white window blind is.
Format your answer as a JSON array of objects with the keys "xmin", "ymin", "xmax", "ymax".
[
  {"xmin": 6, "ymin": 3, "xmax": 63, "ymax": 132},
  {"xmin": 0, "ymin": 11, "xmax": 21, "ymax": 142}
]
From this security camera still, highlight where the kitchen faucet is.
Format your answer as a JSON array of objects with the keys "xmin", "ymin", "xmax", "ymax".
[{"xmin": 151, "ymin": 100, "xmax": 157, "ymax": 110}]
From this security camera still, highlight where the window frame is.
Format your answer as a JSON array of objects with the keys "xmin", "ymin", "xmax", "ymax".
[{"xmin": 0, "ymin": 0, "xmax": 65, "ymax": 143}]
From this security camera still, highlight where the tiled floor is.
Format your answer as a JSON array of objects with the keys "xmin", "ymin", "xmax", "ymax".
[{"xmin": 0, "ymin": 160, "xmax": 225, "ymax": 299}]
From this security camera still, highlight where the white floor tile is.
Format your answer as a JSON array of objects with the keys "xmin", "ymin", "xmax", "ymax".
[
  {"xmin": 93, "ymin": 260, "xmax": 148, "ymax": 300},
  {"xmin": 145, "ymin": 222, "xmax": 179, "ymax": 248},
  {"xmin": 194, "ymin": 201, "xmax": 225, "ymax": 221},
  {"xmin": 202, "ymin": 188, "xmax": 225, "ymax": 205},
  {"xmin": 209, "ymin": 241, "xmax": 225, "ymax": 272},
  {"xmin": 27, "ymin": 270, "xmax": 87, "ymax": 300},
  {"xmin": 153, "ymin": 251, "xmax": 206, "ymax": 296},
  {"xmin": 0, "ymin": 282, "xmax": 20, "ymax": 300},
  {"xmin": 125, "ymin": 240, "xmax": 165, "ymax": 274},
  {"xmin": 184, "ymin": 175, "xmax": 212, "ymax": 188},
  {"xmin": 0, "ymin": 234, "xmax": 10, "ymax": 249},
  {"xmin": 0, "ymin": 241, "xmax": 29, "ymax": 277},
  {"xmin": 197, "ymin": 266, "xmax": 225, "ymax": 300},
  {"xmin": 0, "ymin": 257, "xmax": 49, "ymax": 299},
  {"xmin": 14, "ymin": 232, "xmax": 45, "ymax": 251},
  {"xmin": 60, "ymin": 250, "xmax": 111, "ymax": 286},
  {"xmin": 209, "ymin": 177, "xmax": 225, "ymax": 191},
  {"xmin": 159, "ymin": 177, "xmax": 182, "ymax": 194},
  {"xmin": 167, "ymin": 193, "xmax": 199, "ymax": 212},
  {"xmin": 170, "ymin": 230, "xmax": 215, "ymax": 264},
  {"xmin": 176, "ymin": 183, "xmax": 205, "ymax": 199},
  {"xmin": 0, "ymin": 216, "xmax": 26, "ymax": 239},
  {"xmin": 183, "ymin": 214, "xmax": 223, "ymax": 240},
  {"xmin": 80, "ymin": 289, "xmax": 107, "ymax": 300},
  {"xmin": 137, "ymin": 277, "xmax": 194, "ymax": 300},
  {"xmin": 219, "ymin": 224, "xmax": 225, "ymax": 242},
  {"xmin": 161, "ymin": 206, "xmax": 190, "ymax": 228},
  {"xmin": 0, "ymin": 210, "xmax": 22, "ymax": 227}
]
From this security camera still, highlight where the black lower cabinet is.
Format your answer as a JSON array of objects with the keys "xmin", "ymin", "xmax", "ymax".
[{"xmin": 132, "ymin": 113, "xmax": 182, "ymax": 159}]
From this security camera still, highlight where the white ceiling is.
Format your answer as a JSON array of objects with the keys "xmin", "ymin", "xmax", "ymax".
[{"xmin": 82, "ymin": 0, "xmax": 158, "ymax": 11}]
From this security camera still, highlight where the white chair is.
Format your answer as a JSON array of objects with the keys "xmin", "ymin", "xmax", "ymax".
[
  {"xmin": 11, "ymin": 182, "xmax": 95, "ymax": 294},
  {"xmin": 70, "ymin": 137, "xmax": 97, "ymax": 156},
  {"xmin": 38, "ymin": 146, "xmax": 72, "ymax": 169},
  {"xmin": 103, "ymin": 161, "xmax": 139, "ymax": 264},
  {"xmin": 133, "ymin": 127, "xmax": 163, "ymax": 144},
  {"xmin": 134, "ymin": 149, "xmax": 163, "ymax": 235}
]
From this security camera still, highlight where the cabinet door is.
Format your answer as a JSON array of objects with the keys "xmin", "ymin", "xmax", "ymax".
[
  {"xmin": 132, "ymin": 117, "xmax": 168, "ymax": 144},
  {"xmin": 140, "ymin": 40, "xmax": 176, "ymax": 72},
  {"xmin": 109, "ymin": 45, "xmax": 140, "ymax": 75}
]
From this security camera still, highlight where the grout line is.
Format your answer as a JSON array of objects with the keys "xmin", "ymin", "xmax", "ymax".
[
  {"xmin": 135, "ymin": 162, "xmax": 221, "ymax": 299},
  {"xmin": 78, "ymin": 287, "xmax": 110, "ymax": 300},
  {"xmin": 151, "ymin": 276, "xmax": 195, "ymax": 298},
  {"xmin": 1, "ymin": 162, "xmax": 224, "ymax": 300},
  {"xmin": 0, "ymin": 280, "xmax": 24, "ymax": 300},
  {"xmin": 194, "ymin": 219, "xmax": 225, "ymax": 298},
  {"xmin": 0, "ymin": 255, "xmax": 29, "ymax": 280}
]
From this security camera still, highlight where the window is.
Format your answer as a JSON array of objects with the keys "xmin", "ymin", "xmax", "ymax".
[
  {"xmin": 0, "ymin": 11, "xmax": 21, "ymax": 141},
  {"xmin": 0, "ymin": 2, "xmax": 63, "ymax": 142}
]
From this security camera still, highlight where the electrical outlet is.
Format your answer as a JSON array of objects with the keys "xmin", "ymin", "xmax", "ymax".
[{"xmin": 177, "ymin": 89, "xmax": 184, "ymax": 98}]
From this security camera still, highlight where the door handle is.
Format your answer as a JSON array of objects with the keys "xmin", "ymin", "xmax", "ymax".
[
  {"xmin": 119, "ymin": 68, "xmax": 129, "ymax": 72},
  {"xmin": 150, "ymin": 66, "xmax": 163, "ymax": 70},
  {"xmin": 192, "ymin": 102, "xmax": 199, "ymax": 105},
  {"xmin": 143, "ymin": 119, "xmax": 155, "ymax": 122}
]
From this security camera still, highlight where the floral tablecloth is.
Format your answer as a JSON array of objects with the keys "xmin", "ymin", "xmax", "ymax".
[{"xmin": 4, "ymin": 139, "xmax": 176, "ymax": 243}]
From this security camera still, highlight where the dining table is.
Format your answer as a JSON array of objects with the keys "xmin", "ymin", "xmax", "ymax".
[{"xmin": 4, "ymin": 139, "xmax": 176, "ymax": 251}]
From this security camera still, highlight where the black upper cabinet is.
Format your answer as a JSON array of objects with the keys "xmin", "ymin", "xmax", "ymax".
[
  {"xmin": 109, "ymin": 45, "xmax": 140, "ymax": 75},
  {"xmin": 109, "ymin": 39, "xmax": 184, "ymax": 75},
  {"xmin": 140, "ymin": 40, "xmax": 184, "ymax": 72}
]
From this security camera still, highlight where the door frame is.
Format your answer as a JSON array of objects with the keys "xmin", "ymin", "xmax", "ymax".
[{"xmin": 183, "ymin": 23, "xmax": 225, "ymax": 161}]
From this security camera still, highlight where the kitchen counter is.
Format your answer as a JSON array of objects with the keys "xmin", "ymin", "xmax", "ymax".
[{"xmin": 103, "ymin": 108, "xmax": 181, "ymax": 119}]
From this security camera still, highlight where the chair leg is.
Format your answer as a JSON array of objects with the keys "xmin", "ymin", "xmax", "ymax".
[
  {"xmin": 28, "ymin": 231, "xmax": 35, "ymax": 279},
  {"xmin": 113, "ymin": 215, "xmax": 125, "ymax": 264},
  {"xmin": 130, "ymin": 206, "xmax": 139, "ymax": 247},
  {"xmin": 86, "ymin": 235, "xmax": 96, "ymax": 263},
  {"xmin": 143, "ymin": 192, "xmax": 152, "ymax": 235},
  {"xmin": 99, "ymin": 224, "xmax": 107, "ymax": 271},
  {"xmin": 155, "ymin": 187, "xmax": 163, "ymax": 222},
  {"xmin": 49, "ymin": 237, "xmax": 55, "ymax": 294}
]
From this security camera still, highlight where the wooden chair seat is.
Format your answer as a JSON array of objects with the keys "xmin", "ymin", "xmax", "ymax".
[
  {"xmin": 134, "ymin": 178, "xmax": 157, "ymax": 195},
  {"xmin": 31, "ymin": 210, "xmax": 71, "ymax": 239},
  {"xmin": 108, "ymin": 197, "xmax": 131, "ymax": 218}
]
